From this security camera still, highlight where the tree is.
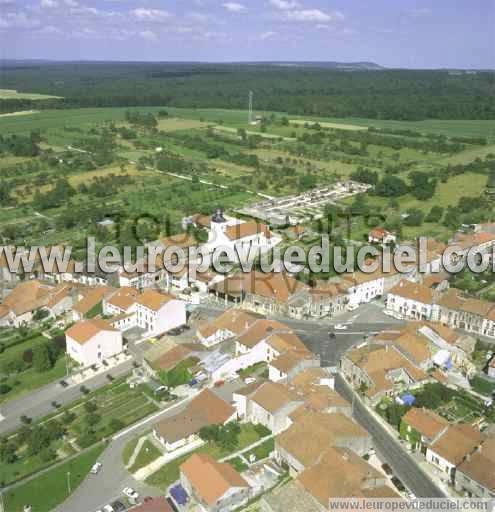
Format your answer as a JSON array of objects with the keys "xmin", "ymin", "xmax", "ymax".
[
  {"xmin": 425, "ymin": 205, "xmax": 444, "ymax": 223},
  {"xmin": 32, "ymin": 344, "xmax": 53, "ymax": 372},
  {"xmin": 199, "ymin": 425, "xmax": 220, "ymax": 443},
  {"xmin": 85, "ymin": 413, "xmax": 101, "ymax": 426},
  {"xmin": 375, "ymin": 176, "xmax": 408, "ymax": 197},
  {"xmin": 0, "ymin": 441, "xmax": 17, "ymax": 464},
  {"xmin": 84, "ymin": 401, "xmax": 98, "ymax": 413},
  {"xmin": 403, "ymin": 208, "xmax": 424, "ymax": 227}
]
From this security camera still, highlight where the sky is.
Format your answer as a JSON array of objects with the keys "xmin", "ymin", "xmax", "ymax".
[{"xmin": 0, "ymin": 0, "xmax": 493, "ymax": 68}]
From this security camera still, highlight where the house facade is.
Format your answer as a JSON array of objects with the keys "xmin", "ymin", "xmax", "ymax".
[{"xmin": 66, "ymin": 318, "xmax": 123, "ymax": 367}]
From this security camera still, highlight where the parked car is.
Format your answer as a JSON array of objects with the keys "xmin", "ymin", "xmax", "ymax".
[
  {"xmin": 328, "ymin": 331, "xmax": 336, "ymax": 339},
  {"xmin": 111, "ymin": 501, "xmax": 126, "ymax": 512},
  {"xmin": 103, "ymin": 505, "xmax": 114, "ymax": 512},
  {"xmin": 122, "ymin": 488, "xmax": 139, "ymax": 500},
  {"xmin": 347, "ymin": 303, "xmax": 359, "ymax": 311},
  {"xmin": 391, "ymin": 477, "xmax": 406, "ymax": 492},
  {"xmin": 244, "ymin": 377, "xmax": 256, "ymax": 384},
  {"xmin": 90, "ymin": 462, "xmax": 102, "ymax": 474},
  {"xmin": 334, "ymin": 324, "xmax": 348, "ymax": 330},
  {"xmin": 214, "ymin": 380, "xmax": 225, "ymax": 387},
  {"xmin": 59, "ymin": 380, "xmax": 69, "ymax": 388},
  {"xmin": 381, "ymin": 463, "xmax": 393, "ymax": 475}
]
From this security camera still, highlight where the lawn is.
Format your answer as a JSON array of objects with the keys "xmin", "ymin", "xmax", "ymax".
[
  {"xmin": 237, "ymin": 362, "xmax": 267, "ymax": 379},
  {"xmin": 469, "ymin": 376, "xmax": 495, "ymax": 397},
  {"xmin": 0, "ymin": 330, "xmax": 68, "ymax": 404},
  {"xmin": 128, "ymin": 439, "xmax": 162, "ymax": 473},
  {"xmin": 243, "ymin": 438, "xmax": 275, "ymax": 463},
  {"xmin": 0, "ymin": 357, "xmax": 66, "ymax": 405},
  {"xmin": 4, "ymin": 442, "xmax": 107, "ymax": 512},
  {"xmin": 122, "ymin": 437, "xmax": 140, "ymax": 467}
]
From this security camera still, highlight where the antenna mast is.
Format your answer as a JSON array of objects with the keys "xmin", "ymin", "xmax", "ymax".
[{"xmin": 248, "ymin": 91, "xmax": 253, "ymax": 124}]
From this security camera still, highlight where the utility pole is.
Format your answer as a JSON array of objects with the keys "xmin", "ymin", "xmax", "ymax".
[{"xmin": 67, "ymin": 471, "xmax": 71, "ymax": 495}]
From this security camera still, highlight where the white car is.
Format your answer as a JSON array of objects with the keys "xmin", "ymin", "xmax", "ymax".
[
  {"xmin": 103, "ymin": 506, "xmax": 114, "ymax": 512},
  {"xmin": 347, "ymin": 303, "xmax": 359, "ymax": 311},
  {"xmin": 244, "ymin": 377, "xmax": 256, "ymax": 385},
  {"xmin": 123, "ymin": 487, "xmax": 139, "ymax": 500},
  {"xmin": 334, "ymin": 324, "xmax": 348, "ymax": 330},
  {"xmin": 90, "ymin": 462, "xmax": 102, "ymax": 474}
]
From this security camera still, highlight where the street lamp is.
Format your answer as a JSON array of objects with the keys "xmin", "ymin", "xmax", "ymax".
[{"xmin": 67, "ymin": 471, "xmax": 71, "ymax": 494}]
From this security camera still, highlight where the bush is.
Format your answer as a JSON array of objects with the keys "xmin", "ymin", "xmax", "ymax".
[
  {"xmin": 77, "ymin": 431, "xmax": 97, "ymax": 449},
  {"xmin": 85, "ymin": 413, "xmax": 101, "ymax": 427},
  {"xmin": 253, "ymin": 424, "xmax": 271, "ymax": 437},
  {"xmin": 83, "ymin": 401, "xmax": 97, "ymax": 413},
  {"xmin": 0, "ymin": 383, "xmax": 12, "ymax": 395},
  {"xmin": 108, "ymin": 418, "xmax": 125, "ymax": 433},
  {"xmin": 39, "ymin": 447, "xmax": 56, "ymax": 463}
]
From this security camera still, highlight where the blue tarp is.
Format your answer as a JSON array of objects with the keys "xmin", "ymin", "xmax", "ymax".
[
  {"xmin": 170, "ymin": 484, "xmax": 188, "ymax": 505},
  {"xmin": 401, "ymin": 394, "xmax": 416, "ymax": 406}
]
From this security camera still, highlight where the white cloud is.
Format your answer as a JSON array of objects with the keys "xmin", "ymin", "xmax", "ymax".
[
  {"xmin": 64, "ymin": 0, "xmax": 78, "ymax": 7},
  {"xmin": 284, "ymin": 9, "xmax": 344, "ymax": 23},
  {"xmin": 222, "ymin": 2, "xmax": 246, "ymax": 12},
  {"xmin": 408, "ymin": 7, "xmax": 432, "ymax": 17},
  {"xmin": 38, "ymin": 24, "xmax": 63, "ymax": 35},
  {"xmin": 269, "ymin": 0, "xmax": 299, "ymax": 10},
  {"xmin": 260, "ymin": 30, "xmax": 277, "ymax": 40},
  {"xmin": 139, "ymin": 29, "xmax": 157, "ymax": 41},
  {"xmin": 0, "ymin": 12, "xmax": 40, "ymax": 29},
  {"xmin": 40, "ymin": 0, "xmax": 58, "ymax": 8},
  {"xmin": 131, "ymin": 8, "xmax": 171, "ymax": 22}
]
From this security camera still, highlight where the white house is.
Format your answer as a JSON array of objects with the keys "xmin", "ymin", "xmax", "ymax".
[
  {"xmin": 65, "ymin": 318, "xmax": 123, "ymax": 367},
  {"xmin": 368, "ymin": 228, "xmax": 397, "ymax": 245},
  {"xmin": 134, "ymin": 289, "xmax": 186, "ymax": 336},
  {"xmin": 196, "ymin": 309, "xmax": 258, "ymax": 347},
  {"xmin": 385, "ymin": 280, "xmax": 435, "ymax": 321},
  {"xmin": 203, "ymin": 209, "xmax": 281, "ymax": 257},
  {"xmin": 488, "ymin": 357, "xmax": 495, "ymax": 378},
  {"xmin": 180, "ymin": 453, "xmax": 251, "ymax": 512},
  {"xmin": 426, "ymin": 424, "xmax": 484, "ymax": 482},
  {"xmin": 246, "ymin": 381, "xmax": 303, "ymax": 433},
  {"xmin": 103, "ymin": 287, "xmax": 139, "ymax": 316}
]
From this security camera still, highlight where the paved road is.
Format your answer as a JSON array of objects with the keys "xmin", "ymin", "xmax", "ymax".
[
  {"xmin": 0, "ymin": 360, "xmax": 135, "ymax": 435},
  {"xmin": 335, "ymin": 375, "xmax": 445, "ymax": 498},
  {"xmin": 197, "ymin": 301, "xmax": 405, "ymax": 367}
]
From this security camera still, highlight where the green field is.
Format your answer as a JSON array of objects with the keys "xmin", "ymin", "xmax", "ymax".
[
  {"xmin": 0, "ymin": 89, "xmax": 61, "ymax": 100},
  {"xmin": 4, "ymin": 443, "xmax": 106, "ymax": 512},
  {"xmin": 2, "ymin": 106, "xmax": 493, "ymax": 140}
]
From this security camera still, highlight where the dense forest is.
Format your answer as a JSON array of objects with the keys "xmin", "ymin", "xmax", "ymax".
[{"xmin": 1, "ymin": 62, "xmax": 494, "ymax": 120}]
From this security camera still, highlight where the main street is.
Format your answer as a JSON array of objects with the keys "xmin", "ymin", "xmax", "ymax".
[{"xmin": 335, "ymin": 375, "xmax": 446, "ymax": 498}]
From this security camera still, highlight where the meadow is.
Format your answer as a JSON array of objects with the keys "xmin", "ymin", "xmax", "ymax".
[{"xmin": 0, "ymin": 104, "xmax": 493, "ymax": 254}]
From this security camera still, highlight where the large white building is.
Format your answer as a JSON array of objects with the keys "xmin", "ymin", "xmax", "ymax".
[
  {"xmin": 66, "ymin": 318, "xmax": 123, "ymax": 367},
  {"xmin": 202, "ymin": 209, "xmax": 281, "ymax": 257},
  {"xmin": 134, "ymin": 289, "xmax": 186, "ymax": 336}
]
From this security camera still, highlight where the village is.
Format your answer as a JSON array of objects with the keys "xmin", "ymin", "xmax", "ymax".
[{"xmin": 0, "ymin": 206, "xmax": 495, "ymax": 512}]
